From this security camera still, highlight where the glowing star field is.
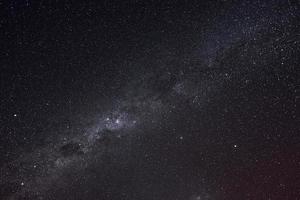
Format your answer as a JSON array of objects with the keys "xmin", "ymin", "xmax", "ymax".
[{"xmin": 0, "ymin": 1, "xmax": 299, "ymax": 199}]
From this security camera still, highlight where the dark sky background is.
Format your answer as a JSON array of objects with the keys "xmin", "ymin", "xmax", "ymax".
[{"xmin": 0, "ymin": 0, "xmax": 299, "ymax": 200}]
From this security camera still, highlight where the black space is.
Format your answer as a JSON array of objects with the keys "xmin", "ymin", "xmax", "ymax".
[{"xmin": 0, "ymin": 1, "xmax": 299, "ymax": 200}]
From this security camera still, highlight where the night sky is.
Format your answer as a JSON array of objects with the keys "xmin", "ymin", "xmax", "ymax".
[{"xmin": 0, "ymin": 0, "xmax": 299, "ymax": 199}]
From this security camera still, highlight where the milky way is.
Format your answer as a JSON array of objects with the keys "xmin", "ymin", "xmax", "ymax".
[{"xmin": 1, "ymin": 1, "xmax": 299, "ymax": 199}]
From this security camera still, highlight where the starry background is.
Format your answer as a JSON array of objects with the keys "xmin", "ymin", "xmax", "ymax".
[{"xmin": 0, "ymin": 0, "xmax": 299, "ymax": 199}]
